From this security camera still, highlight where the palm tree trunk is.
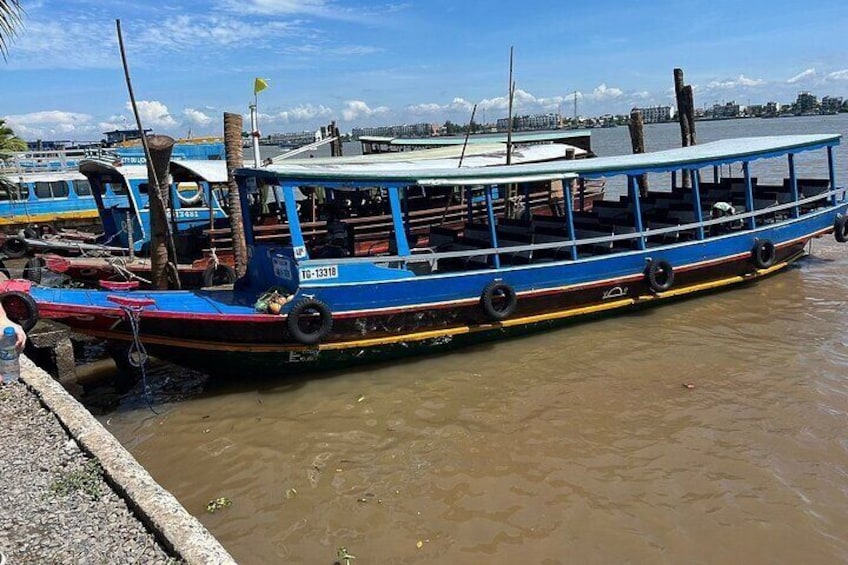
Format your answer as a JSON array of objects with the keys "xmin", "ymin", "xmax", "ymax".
[{"xmin": 224, "ymin": 112, "xmax": 248, "ymax": 277}]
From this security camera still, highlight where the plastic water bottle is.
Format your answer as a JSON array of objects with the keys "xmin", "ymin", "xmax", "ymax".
[{"xmin": 0, "ymin": 326, "xmax": 20, "ymax": 384}]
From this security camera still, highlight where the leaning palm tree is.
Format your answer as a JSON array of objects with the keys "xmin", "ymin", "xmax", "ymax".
[
  {"xmin": 0, "ymin": 0, "xmax": 24, "ymax": 60},
  {"xmin": 0, "ymin": 118, "xmax": 26, "ymax": 155}
]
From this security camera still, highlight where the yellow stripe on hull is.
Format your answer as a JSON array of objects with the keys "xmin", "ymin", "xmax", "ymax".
[{"xmin": 0, "ymin": 209, "xmax": 100, "ymax": 226}]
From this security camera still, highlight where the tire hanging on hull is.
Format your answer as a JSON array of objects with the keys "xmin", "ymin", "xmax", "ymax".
[
  {"xmin": 286, "ymin": 298, "xmax": 333, "ymax": 345},
  {"xmin": 645, "ymin": 259, "xmax": 674, "ymax": 293},
  {"xmin": 480, "ymin": 280, "xmax": 518, "ymax": 321}
]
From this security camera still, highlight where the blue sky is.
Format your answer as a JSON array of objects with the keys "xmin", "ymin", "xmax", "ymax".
[{"xmin": 2, "ymin": 0, "xmax": 848, "ymax": 141}]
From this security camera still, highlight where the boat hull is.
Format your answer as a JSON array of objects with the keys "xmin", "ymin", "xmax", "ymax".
[{"xmin": 24, "ymin": 216, "xmax": 834, "ymax": 375}]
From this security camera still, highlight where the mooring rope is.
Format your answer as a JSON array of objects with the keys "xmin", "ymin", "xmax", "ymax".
[{"xmin": 118, "ymin": 303, "xmax": 158, "ymax": 415}]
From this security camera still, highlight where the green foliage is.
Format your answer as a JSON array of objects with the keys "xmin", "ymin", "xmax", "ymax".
[
  {"xmin": 0, "ymin": 0, "xmax": 24, "ymax": 60},
  {"xmin": 0, "ymin": 118, "xmax": 27, "ymax": 154},
  {"xmin": 49, "ymin": 459, "xmax": 104, "ymax": 501}
]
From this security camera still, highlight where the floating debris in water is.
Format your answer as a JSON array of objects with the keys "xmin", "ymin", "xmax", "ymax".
[
  {"xmin": 206, "ymin": 497, "xmax": 232, "ymax": 513},
  {"xmin": 336, "ymin": 546, "xmax": 356, "ymax": 564},
  {"xmin": 682, "ymin": 383, "xmax": 696, "ymax": 389}
]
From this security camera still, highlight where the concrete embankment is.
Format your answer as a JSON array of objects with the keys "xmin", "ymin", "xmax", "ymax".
[{"xmin": 0, "ymin": 355, "xmax": 236, "ymax": 565}]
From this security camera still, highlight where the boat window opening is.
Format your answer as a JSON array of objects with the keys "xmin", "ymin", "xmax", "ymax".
[
  {"xmin": 34, "ymin": 181, "xmax": 70, "ymax": 199},
  {"xmin": 0, "ymin": 182, "xmax": 29, "ymax": 201},
  {"xmin": 107, "ymin": 180, "xmax": 128, "ymax": 196},
  {"xmin": 73, "ymin": 179, "xmax": 93, "ymax": 197}
]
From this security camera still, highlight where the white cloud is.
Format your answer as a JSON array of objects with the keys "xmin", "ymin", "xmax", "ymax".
[
  {"xmin": 269, "ymin": 104, "xmax": 334, "ymax": 123},
  {"xmin": 341, "ymin": 100, "xmax": 390, "ymax": 122},
  {"xmin": 183, "ymin": 108, "xmax": 214, "ymax": 126},
  {"xmin": 787, "ymin": 68, "xmax": 816, "ymax": 84},
  {"xmin": 590, "ymin": 83, "xmax": 624, "ymax": 100},
  {"xmin": 406, "ymin": 97, "xmax": 475, "ymax": 115},
  {"xmin": 2, "ymin": 110, "xmax": 97, "ymax": 139},
  {"xmin": 130, "ymin": 101, "xmax": 177, "ymax": 128},
  {"xmin": 826, "ymin": 69, "xmax": 848, "ymax": 81},
  {"xmin": 707, "ymin": 74, "xmax": 765, "ymax": 89}
]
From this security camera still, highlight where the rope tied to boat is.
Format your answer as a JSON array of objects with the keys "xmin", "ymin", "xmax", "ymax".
[
  {"xmin": 209, "ymin": 246, "xmax": 220, "ymax": 269},
  {"xmin": 112, "ymin": 298, "xmax": 158, "ymax": 415}
]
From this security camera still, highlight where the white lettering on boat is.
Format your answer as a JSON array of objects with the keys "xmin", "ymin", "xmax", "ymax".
[
  {"xmin": 603, "ymin": 286, "xmax": 628, "ymax": 300},
  {"xmin": 273, "ymin": 256, "xmax": 292, "ymax": 280}
]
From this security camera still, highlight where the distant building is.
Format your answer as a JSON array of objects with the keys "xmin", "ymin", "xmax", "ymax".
[
  {"xmin": 794, "ymin": 92, "xmax": 818, "ymax": 114},
  {"xmin": 821, "ymin": 96, "xmax": 843, "ymax": 114},
  {"xmin": 496, "ymin": 113, "xmax": 560, "ymax": 132},
  {"xmin": 710, "ymin": 101, "xmax": 741, "ymax": 119},
  {"xmin": 103, "ymin": 129, "xmax": 151, "ymax": 145},
  {"xmin": 351, "ymin": 123, "xmax": 433, "ymax": 139},
  {"xmin": 764, "ymin": 101, "xmax": 781, "ymax": 117},
  {"xmin": 633, "ymin": 105, "xmax": 675, "ymax": 124}
]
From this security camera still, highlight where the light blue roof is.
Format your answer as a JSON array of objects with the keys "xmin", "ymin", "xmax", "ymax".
[
  {"xmin": 241, "ymin": 134, "xmax": 840, "ymax": 186},
  {"xmin": 359, "ymin": 129, "xmax": 591, "ymax": 147}
]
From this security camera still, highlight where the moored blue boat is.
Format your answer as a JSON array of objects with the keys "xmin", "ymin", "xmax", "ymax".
[{"xmin": 3, "ymin": 133, "xmax": 846, "ymax": 375}]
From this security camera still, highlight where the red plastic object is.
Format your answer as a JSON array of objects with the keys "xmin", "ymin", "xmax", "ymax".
[
  {"xmin": 44, "ymin": 254, "xmax": 71, "ymax": 273},
  {"xmin": 106, "ymin": 295, "xmax": 155, "ymax": 308},
  {"xmin": 99, "ymin": 280, "xmax": 140, "ymax": 290},
  {"xmin": 0, "ymin": 279, "xmax": 32, "ymax": 293}
]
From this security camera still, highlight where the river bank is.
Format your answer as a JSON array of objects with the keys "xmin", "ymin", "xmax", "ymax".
[{"xmin": 0, "ymin": 356, "xmax": 235, "ymax": 564}]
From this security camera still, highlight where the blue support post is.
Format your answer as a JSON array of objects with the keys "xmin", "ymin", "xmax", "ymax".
[
  {"xmin": 788, "ymin": 153, "xmax": 800, "ymax": 218},
  {"xmin": 671, "ymin": 171, "xmax": 677, "ymax": 191},
  {"xmin": 629, "ymin": 176, "xmax": 646, "ymax": 250},
  {"xmin": 713, "ymin": 165, "xmax": 719, "ymax": 184},
  {"xmin": 563, "ymin": 179, "xmax": 578, "ymax": 260},
  {"xmin": 828, "ymin": 145, "xmax": 837, "ymax": 205},
  {"xmin": 484, "ymin": 185, "xmax": 500, "ymax": 269},
  {"xmin": 743, "ymin": 162, "xmax": 755, "ymax": 229},
  {"xmin": 283, "ymin": 184, "xmax": 308, "ymax": 259},
  {"xmin": 387, "ymin": 185, "xmax": 410, "ymax": 256},
  {"xmin": 691, "ymin": 170, "xmax": 705, "ymax": 239},
  {"xmin": 236, "ymin": 175, "xmax": 255, "ymax": 247},
  {"xmin": 466, "ymin": 186, "xmax": 474, "ymax": 223}
]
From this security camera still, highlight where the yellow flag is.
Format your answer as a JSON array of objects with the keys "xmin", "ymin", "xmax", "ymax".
[{"xmin": 254, "ymin": 77, "xmax": 269, "ymax": 95}]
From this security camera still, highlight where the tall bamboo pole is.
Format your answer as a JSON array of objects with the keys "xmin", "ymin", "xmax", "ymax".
[{"xmin": 116, "ymin": 19, "xmax": 179, "ymax": 289}]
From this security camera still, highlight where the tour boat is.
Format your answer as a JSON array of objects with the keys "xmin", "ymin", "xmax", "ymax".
[
  {"xmin": 2, "ymin": 134, "xmax": 845, "ymax": 375},
  {"xmin": 26, "ymin": 141, "xmax": 599, "ymax": 288}
]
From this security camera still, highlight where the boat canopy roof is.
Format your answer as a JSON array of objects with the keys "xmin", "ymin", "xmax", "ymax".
[
  {"xmin": 12, "ymin": 170, "xmax": 88, "ymax": 182},
  {"xmin": 79, "ymin": 160, "xmax": 148, "ymax": 182},
  {"xmin": 267, "ymin": 142, "xmax": 586, "ymax": 171},
  {"xmin": 359, "ymin": 129, "xmax": 591, "ymax": 147},
  {"xmin": 79, "ymin": 159, "xmax": 229, "ymax": 183},
  {"xmin": 168, "ymin": 160, "xmax": 228, "ymax": 183},
  {"xmin": 240, "ymin": 134, "xmax": 840, "ymax": 187}
]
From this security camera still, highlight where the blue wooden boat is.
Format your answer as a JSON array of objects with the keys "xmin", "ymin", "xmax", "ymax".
[
  {"xmin": 2, "ymin": 134, "xmax": 846, "ymax": 375},
  {"xmin": 0, "ymin": 169, "xmax": 126, "ymax": 232},
  {"xmin": 0, "ymin": 141, "xmax": 225, "ymax": 234}
]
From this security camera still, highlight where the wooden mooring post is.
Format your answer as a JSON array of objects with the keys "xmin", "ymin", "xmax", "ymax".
[
  {"xmin": 674, "ymin": 68, "xmax": 697, "ymax": 188},
  {"xmin": 628, "ymin": 109, "xmax": 649, "ymax": 197}
]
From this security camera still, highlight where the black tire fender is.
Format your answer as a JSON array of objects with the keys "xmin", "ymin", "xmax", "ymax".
[
  {"xmin": 751, "ymin": 239, "xmax": 776, "ymax": 269},
  {"xmin": 645, "ymin": 259, "xmax": 674, "ymax": 293},
  {"xmin": 0, "ymin": 290, "xmax": 39, "ymax": 332},
  {"xmin": 286, "ymin": 298, "xmax": 333, "ymax": 345},
  {"xmin": 1, "ymin": 236, "xmax": 28, "ymax": 259},
  {"xmin": 480, "ymin": 280, "xmax": 518, "ymax": 321},
  {"xmin": 834, "ymin": 215, "xmax": 848, "ymax": 243},
  {"xmin": 202, "ymin": 264, "xmax": 236, "ymax": 287}
]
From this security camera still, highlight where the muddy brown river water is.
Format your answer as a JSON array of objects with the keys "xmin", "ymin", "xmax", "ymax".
[{"xmin": 88, "ymin": 116, "xmax": 848, "ymax": 563}]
